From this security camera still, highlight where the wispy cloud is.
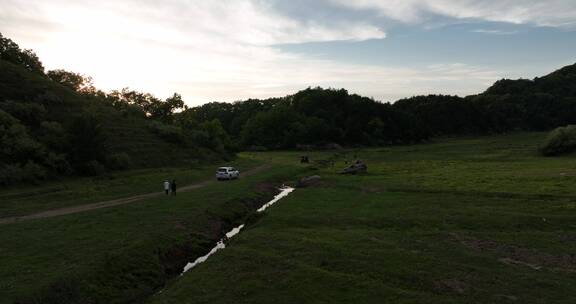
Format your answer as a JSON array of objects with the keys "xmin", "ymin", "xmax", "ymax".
[
  {"xmin": 0, "ymin": 0, "xmax": 516, "ymax": 104},
  {"xmin": 472, "ymin": 29, "xmax": 519, "ymax": 35},
  {"xmin": 329, "ymin": 0, "xmax": 576, "ymax": 28}
]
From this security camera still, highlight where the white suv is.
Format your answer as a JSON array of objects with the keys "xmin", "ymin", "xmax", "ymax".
[{"xmin": 216, "ymin": 167, "xmax": 240, "ymax": 180}]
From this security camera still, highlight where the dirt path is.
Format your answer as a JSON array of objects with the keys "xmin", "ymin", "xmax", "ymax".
[{"xmin": 0, "ymin": 164, "xmax": 270, "ymax": 225}]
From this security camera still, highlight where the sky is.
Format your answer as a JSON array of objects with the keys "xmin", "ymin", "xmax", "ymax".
[{"xmin": 1, "ymin": 0, "xmax": 576, "ymax": 106}]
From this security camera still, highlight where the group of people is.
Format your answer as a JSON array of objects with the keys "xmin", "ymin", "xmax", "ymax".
[{"xmin": 163, "ymin": 179, "xmax": 177, "ymax": 195}]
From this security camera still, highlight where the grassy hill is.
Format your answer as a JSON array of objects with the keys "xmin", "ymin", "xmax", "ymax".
[{"xmin": 0, "ymin": 59, "xmax": 224, "ymax": 185}]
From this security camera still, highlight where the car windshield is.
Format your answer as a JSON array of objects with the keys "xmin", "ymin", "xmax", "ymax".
[{"xmin": 217, "ymin": 168, "xmax": 228, "ymax": 172}]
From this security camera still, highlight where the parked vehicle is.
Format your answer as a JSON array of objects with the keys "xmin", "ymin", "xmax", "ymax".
[{"xmin": 216, "ymin": 167, "xmax": 240, "ymax": 180}]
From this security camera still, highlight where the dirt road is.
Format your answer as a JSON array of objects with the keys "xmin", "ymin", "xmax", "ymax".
[{"xmin": 0, "ymin": 164, "xmax": 270, "ymax": 225}]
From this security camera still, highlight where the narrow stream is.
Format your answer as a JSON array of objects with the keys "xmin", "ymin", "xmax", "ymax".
[{"xmin": 181, "ymin": 186, "xmax": 295, "ymax": 274}]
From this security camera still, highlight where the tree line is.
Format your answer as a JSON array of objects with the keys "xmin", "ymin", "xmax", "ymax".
[
  {"xmin": 2, "ymin": 31, "xmax": 576, "ymax": 184},
  {"xmin": 188, "ymin": 63, "xmax": 576, "ymax": 149}
]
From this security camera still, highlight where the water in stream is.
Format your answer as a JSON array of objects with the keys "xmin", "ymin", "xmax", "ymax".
[{"xmin": 181, "ymin": 187, "xmax": 295, "ymax": 274}]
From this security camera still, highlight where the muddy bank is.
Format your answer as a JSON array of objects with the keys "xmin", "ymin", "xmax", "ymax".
[{"xmin": 18, "ymin": 183, "xmax": 283, "ymax": 304}]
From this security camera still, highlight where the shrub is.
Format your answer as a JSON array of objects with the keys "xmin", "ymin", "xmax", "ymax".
[
  {"xmin": 106, "ymin": 153, "xmax": 132, "ymax": 170},
  {"xmin": 45, "ymin": 152, "xmax": 72, "ymax": 175},
  {"xmin": 38, "ymin": 121, "xmax": 69, "ymax": 149},
  {"xmin": 81, "ymin": 160, "xmax": 106, "ymax": 176},
  {"xmin": 539, "ymin": 125, "xmax": 576, "ymax": 156},
  {"xmin": 0, "ymin": 164, "xmax": 23, "ymax": 185},
  {"xmin": 0, "ymin": 100, "xmax": 47, "ymax": 126},
  {"xmin": 0, "ymin": 161, "xmax": 47, "ymax": 185},
  {"xmin": 69, "ymin": 113, "xmax": 107, "ymax": 164},
  {"xmin": 146, "ymin": 121, "xmax": 184, "ymax": 144},
  {"xmin": 0, "ymin": 107, "xmax": 18, "ymax": 126},
  {"xmin": 0, "ymin": 109, "xmax": 46, "ymax": 162},
  {"xmin": 33, "ymin": 91, "xmax": 64, "ymax": 105},
  {"xmin": 21, "ymin": 160, "xmax": 47, "ymax": 182}
]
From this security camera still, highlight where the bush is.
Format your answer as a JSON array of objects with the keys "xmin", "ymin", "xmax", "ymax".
[
  {"xmin": 69, "ymin": 113, "xmax": 107, "ymax": 164},
  {"xmin": 38, "ymin": 121, "xmax": 69, "ymax": 149},
  {"xmin": 0, "ymin": 161, "xmax": 47, "ymax": 185},
  {"xmin": 81, "ymin": 160, "xmax": 107, "ymax": 176},
  {"xmin": 0, "ymin": 109, "xmax": 47, "ymax": 162},
  {"xmin": 106, "ymin": 153, "xmax": 132, "ymax": 170},
  {"xmin": 0, "ymin": 164, "xmax": 22, "ymax": 185},
  {"xmin": 45, "ymin": 152, "xmax": 72, "ymax": 175},
  {"xmin": 0, "ymin": 100, "xmax": 47, "ymax": 126},
  {"xmin": 33, "ymin": 91, "xmax": 64, "ymax": 105},
  {"xmin": 21, "ymin": 160, "xmax": 47, "ymax": 182},
  {"xmin": 146, "ymin": 121, "xmax": 184, "ymax": 144},
  {"xmin": 539, "ymin": 125, "xmax": 576, "ymax": 156}
]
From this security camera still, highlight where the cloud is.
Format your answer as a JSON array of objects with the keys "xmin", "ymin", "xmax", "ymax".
[
  {"xmin": 471, "ymin": 29, "xmax": 519, "ymax": 35},
  {"xmin": 0, "ymin": 0, "xmax": 507, "ymax": 104},
  {"xmin": 329, "ymin": 0, "xmax": 576, "ymax": 28}
]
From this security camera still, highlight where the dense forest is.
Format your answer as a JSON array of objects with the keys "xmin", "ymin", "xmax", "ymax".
[
  {"xmin": 191, "ymin": 64, "xmax": 576, "ymax": 148},
  {"xmin": 2, "ymin": 32, "xmax": 576, "ymax": 184}
]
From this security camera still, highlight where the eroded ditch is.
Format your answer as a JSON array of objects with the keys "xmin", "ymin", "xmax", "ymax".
[
  {"xmin": 23, "ymin": 185, "xmax": 296, "ymax": 304},
  {"xmin": 181, "ymin": 186, "xmax": 295, "ymax": 274}
]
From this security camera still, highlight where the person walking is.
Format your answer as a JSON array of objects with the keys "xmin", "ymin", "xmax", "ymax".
[
  {"xmin": 170, "ymin": 179, "xmax": 177, "ymax": 196},
  {"xmin": 163, "ymin": 180, "xmax": 170, "ymax": 195}
]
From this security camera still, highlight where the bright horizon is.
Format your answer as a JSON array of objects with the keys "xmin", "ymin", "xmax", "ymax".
[{"xmin": 1, "ymin": 0, "xmax": 576, "ymax": 106}]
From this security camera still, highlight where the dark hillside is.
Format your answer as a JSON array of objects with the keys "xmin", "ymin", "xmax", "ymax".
[
  {"xmin": 473, "ymin": 62, "xmax": 576, "ymax": 131},
  {"xmin": 485, "ymin": 63, "xmax": 576, "ymax": 97},
  {"xmin": 0, "ymin": 35, "xmax": 230, "ymax": 185}
]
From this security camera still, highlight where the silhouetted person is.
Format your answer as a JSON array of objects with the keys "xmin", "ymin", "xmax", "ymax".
[
  {"xmin": 171, "ymin": 179, "xmax": 177, "ymax": 196},
  {"xmin": 163, "ymin": 180, "xmax": 170, "ymax": 195}
]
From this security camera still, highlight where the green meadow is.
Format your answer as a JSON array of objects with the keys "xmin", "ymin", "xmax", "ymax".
[
  {"xmin": 0, "ymin": 157, "xmax": 261, "ymax": 218},
  {"xmin": 2, "ymin": 132, "xmax": 576, "ymax": 303},
  {"xmin": 151, "ymin": 132, "xmax": 576, "ymax": 304},
  {"xmin": 0, "ymin": 159, "xmax": 302, "ymax": 303}
]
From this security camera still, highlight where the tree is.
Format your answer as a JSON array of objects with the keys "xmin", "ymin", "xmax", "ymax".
[
  {"xmin": 0, "ymin": 32, "xmax": 44, "ymax": 74},
  {"xmin": 47, "ymin": 69, "xmax": 95, "ymax": 93},
  {"xmin": 199, "ymin": 119, "xmax": 233, "ymax": 153},
  {"xmin": 152, "ymin": 93, "xmax": 185, "ymax": 122},
  {"xmin": 108, "ymin": 89, "xmax": 184, "ymax": 122}
]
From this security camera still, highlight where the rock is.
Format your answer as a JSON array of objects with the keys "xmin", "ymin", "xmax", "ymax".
[
  {"xmin": 296, "ymin": 175, "xmax": 322, "ymax": 188},
  {"xmin": 340, "ymin": 160, "xmax": 367, "ymax": 174}
]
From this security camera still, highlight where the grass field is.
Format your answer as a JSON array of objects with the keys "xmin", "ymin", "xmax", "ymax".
[
  {"xmin": 0, "ymin": 158, "xmax": 304, "ymax": 303},
  {"xmin": 0, "ymin": 157, "xmax": 261, "ymax": 218},
  {"xmin": 2, "ymin": 132, "xmax": 575, "ymax": 303},
  {"xmin": 150, "ymin": 132, "xmax": 576, "ymax": 304}
]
